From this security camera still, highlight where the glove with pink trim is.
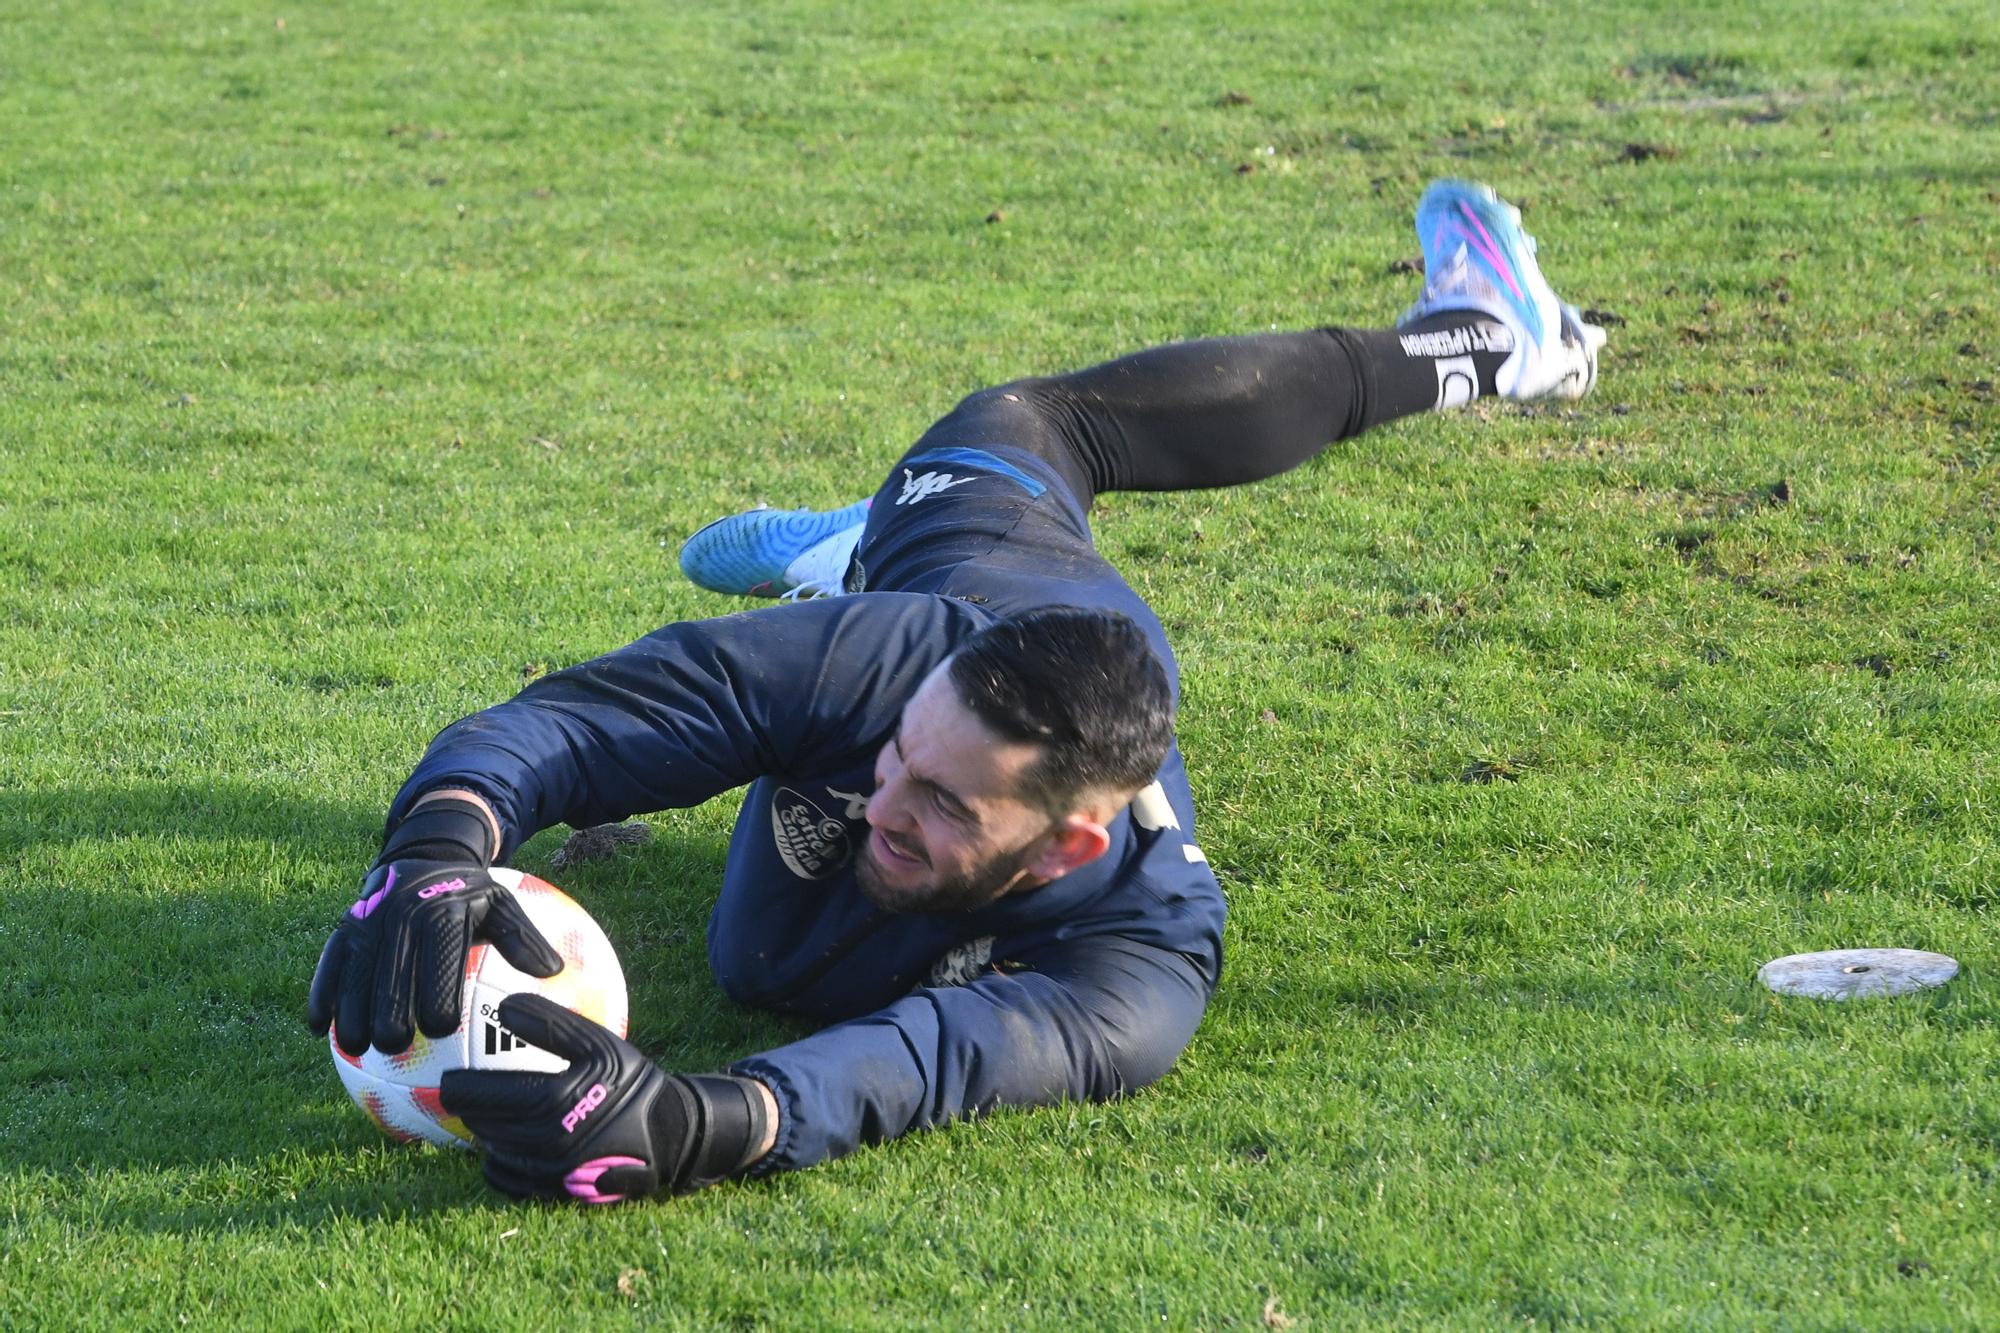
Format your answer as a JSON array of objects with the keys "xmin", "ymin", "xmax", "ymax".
[
  {"xmin": 440, "ymin": 993, "xmax": 773, "ymax": 1204},
  {"xmin": 306, "ymin": 797, "xmax": 561, "ymax": 1056}
]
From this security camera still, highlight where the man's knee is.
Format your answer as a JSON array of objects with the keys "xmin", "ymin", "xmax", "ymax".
[
  {"xmin": 927, "ymin": 380, "xmax": 1058, "ymax": 444},
  {"xmin": 914, "ymin": 379, "xmax": 1100, "ymax": 511}
]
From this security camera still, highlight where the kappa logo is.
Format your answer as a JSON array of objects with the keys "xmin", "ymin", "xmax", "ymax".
[
  {"xmin": 826, "ymin": 786, "xmax": 870, "ymax": 820},
  {"xmin": 771, "ymin": 786, "xmax": 854, "ymax": 879},
  {"xmin": 896, "ymin": 468, "xmax": 976, "ymax": 506}
]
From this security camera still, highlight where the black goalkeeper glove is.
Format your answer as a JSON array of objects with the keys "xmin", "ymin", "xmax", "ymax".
[
  {"xmin": 439, "ymin": 993, "xmax": 773, "ymax": 1204},
  {"xmin": 306, "ymin": 796, "xmax": 561, "ymax": 1056}
]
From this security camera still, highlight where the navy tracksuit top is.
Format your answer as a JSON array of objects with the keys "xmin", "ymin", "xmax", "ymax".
[{"xmin": 386, "ymin": 443, "xmax": 1226, "ymax": 1169}]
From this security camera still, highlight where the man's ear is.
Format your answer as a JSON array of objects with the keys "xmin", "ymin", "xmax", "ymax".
[{"xmin": 1028, "ymin": 815, "xmax": 1112, "ymax": 883}]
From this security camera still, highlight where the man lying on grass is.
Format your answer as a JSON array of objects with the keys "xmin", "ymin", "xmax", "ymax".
[{"xmin": 307, "ymin": 179, "xmax": 1606, "ymax": 1204}]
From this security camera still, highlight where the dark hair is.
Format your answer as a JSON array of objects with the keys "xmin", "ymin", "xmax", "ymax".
[{"xmin": 947, "ymin": 606, "xmax": 1175, "ymax": 814}]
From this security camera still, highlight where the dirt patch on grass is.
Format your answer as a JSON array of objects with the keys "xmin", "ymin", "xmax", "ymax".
[
  {"xmin": 550, "ymin": 821, "xmax": 653, "ymax": 869},
  {"xmin": 1460, "ymin": 755, "xmax": 1528, "ymax": 784}
]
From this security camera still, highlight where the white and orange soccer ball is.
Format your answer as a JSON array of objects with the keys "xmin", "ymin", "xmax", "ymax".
[{"xmin": 329, "ymin": 869, "xmax": 629, "ymax": 1149}]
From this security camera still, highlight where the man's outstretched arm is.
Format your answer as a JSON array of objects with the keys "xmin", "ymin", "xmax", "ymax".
[
  {"xmin": 734, "ymin": 935, "xmax": 1213, "ymax": 1172},
  {"xmin": 439, "ymin": 933, "xmax": 1211, "ymax": 1199},
  {"xmin": 388, "ymin": 592, "xmax": 988, "ymax": 860}
]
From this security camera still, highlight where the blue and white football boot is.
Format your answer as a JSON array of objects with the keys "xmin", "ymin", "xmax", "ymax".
[
  {"xmin": 1400, "ymin": 179, "xmax": 1606, "ymax": 401},
  {"xmin": 677, "ymin": 498, "xmax": 871, "ymax": 600}
]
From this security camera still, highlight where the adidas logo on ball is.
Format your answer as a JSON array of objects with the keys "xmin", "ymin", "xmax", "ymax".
[{"xmin": 483, "ymin": 1020, "xmax": 525, "ymax": 1056}]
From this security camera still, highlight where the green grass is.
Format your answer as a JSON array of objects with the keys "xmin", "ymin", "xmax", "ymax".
[{"xmin": 4, "ymin": 0, "xmax": 1998, "ymax": 1325}]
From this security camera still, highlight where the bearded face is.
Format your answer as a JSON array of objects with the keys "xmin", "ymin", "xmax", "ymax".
[{"xmin": 850, "ymin": 665, "xmax": 1083, "ymax": 914}]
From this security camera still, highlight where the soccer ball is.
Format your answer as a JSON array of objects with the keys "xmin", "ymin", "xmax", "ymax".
[{"xmin": 328, "ymin": 868, "xmax": 629, "ymax": 1149}]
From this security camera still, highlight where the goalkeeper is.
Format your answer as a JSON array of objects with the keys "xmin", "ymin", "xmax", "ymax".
[{"xmin": 307, "ymin": 180, "xmax": 1604, "ymax": 1204}]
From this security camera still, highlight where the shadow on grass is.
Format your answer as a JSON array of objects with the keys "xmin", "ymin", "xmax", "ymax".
[{"xmin": 0, "ymin": 778, "xmax": 765, "ymax": 1190}]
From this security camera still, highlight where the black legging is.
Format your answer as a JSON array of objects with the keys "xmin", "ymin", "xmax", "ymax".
[{"xmin": 912, "ymin": 326, "xmax": 1439, "ymax": 511}]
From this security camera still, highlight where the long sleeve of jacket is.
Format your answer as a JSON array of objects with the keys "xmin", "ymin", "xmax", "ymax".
[
  {"xmin": 732, "ymin": 934, "xmax": 1213, "ymax": 1171},
  {"xmin": 387, "ymin": 594, "xmax": 989, "ymax": 859}
]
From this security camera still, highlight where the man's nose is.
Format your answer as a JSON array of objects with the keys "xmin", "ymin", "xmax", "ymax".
[{"xmin": 864, "ymin": 776, "xmax": 902, "ymax": 829}]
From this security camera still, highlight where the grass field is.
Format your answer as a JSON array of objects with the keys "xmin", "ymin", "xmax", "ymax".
[{"xmin": 4, "ymin": 0, "xmax": 1998, "ymax": 1325}]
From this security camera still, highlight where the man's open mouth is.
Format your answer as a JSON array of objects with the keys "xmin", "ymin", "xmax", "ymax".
[{"xmin": 870, "ymin": 826, "xmax": 925, "ymax": 868}]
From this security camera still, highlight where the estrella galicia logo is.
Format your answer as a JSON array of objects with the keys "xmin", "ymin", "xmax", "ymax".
[{"xmin": 771, "ymin": 786, "xmax": 853, "ymax": 879}]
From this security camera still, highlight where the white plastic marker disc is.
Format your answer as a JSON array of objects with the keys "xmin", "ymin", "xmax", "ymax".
[{"xmin": 1758, "ymin": 948, "xmax": 1958, "ymax": 1001}]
